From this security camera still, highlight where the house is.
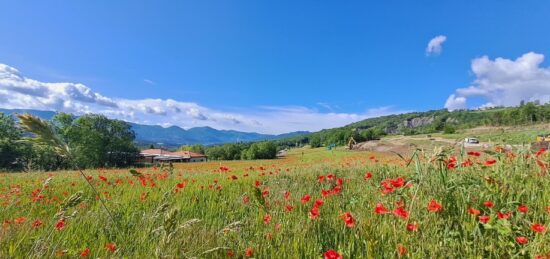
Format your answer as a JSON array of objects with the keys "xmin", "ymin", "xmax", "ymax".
[{"xmin": 138, "ymin": 149, "xmax": 207, "ymax": 163}]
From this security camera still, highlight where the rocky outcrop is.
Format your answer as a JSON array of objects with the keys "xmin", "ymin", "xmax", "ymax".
[{"xmin": 403, "ymin": 117, "xmax": 434, "ymax": 128}]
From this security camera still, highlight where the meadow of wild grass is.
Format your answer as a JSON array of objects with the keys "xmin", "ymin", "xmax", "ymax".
[{"xmin": 1, "ymin": 147, "xmax": 549, "ymax": 258}]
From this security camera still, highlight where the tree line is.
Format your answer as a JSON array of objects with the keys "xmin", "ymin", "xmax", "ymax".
[
  {"xmin": 0, "ymin": 112, "xmax": 138, "ymax": 171},
  {"xmin": 177, "ymin": 141, "xmax": 278, "ymax": 161}
]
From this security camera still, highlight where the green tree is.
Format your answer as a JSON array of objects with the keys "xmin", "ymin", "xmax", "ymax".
[{"xmin": 0, "ymin": 113, "xmax": 24, "ymax": 169}]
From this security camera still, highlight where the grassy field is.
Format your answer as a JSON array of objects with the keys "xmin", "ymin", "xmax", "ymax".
[{"xmin": 1, "ymin": 146, "xmax": 549, "ymax": 258}]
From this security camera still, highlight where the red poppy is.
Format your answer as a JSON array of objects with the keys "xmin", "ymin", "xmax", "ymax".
[
  {"xmin": 483, "ymin": 201, "xmax": 494, "ymax": 208},
  {"xmin": 468, "ymin": 207, "xmax": 480, "ymax": 216},
  {"xmin": 230, "ymin": 175, "xmax": 238, "ymax": 180},
  {"xmin": 32, "ymin": 219, "xmax": 43, "ymax": 228},
  {"xmin": 467, "ymin": 151, "xmax": 481, "ymax": 157},
  {"xmin": 301, "ymin": 194, "xmax": 311, "ymax": 204},
  {"xmin": 536, "ymin": 148, "xmax": 546, "ymax": 157},
  {"xmin": 284, "ymin": 191, "xmax": 291, "ymax": 200},
  {"xmin": 497, "ymin": 211, "xmax": 511, "ymax": 220},
  {"xmin": 55, "ymin": 219, "xmax": 66, "ymax": 230},
  {"xmin": 243, "ymin": 195, "xmax": 250, "ymax": 204},
  {"xmin": 245, "ymin": 247, "xmax": 253, "ymax": 257},
  {"xmin": 176, "ymin": 182, "xmax": 185, "ymax": 188},
  {"xmin": 326, "ymin": 174, "xmax": 335, "ymax": 181},
  {"xmin": 374, "ymin": 203, "xmax": 390, "ymax": 214},
  {"xmin": 390, "ymin": 177, "xmax": 405, "ymax": 188},
  {"xmin": 364, "ymin": 172, "xmax": 373, "ymax": 180},
  {"xmin": 393, "ymin": 207, "xmax": 410, "ymax": 219},
  {"xmin": 105, "ymin": 243, "xmax": 117, "ymax": 252},
  {"xmin": 314, "ymin": 199, "xmax": 325, "ymax": 207},
  {"xmin": 263, "ymin": 214, "xmax": 272, "ymax": 225},
  {"xmin": 323, "ymin": 249, "xmax": 342, "ymax": 259},
  {"xmin": 285, "ymin": 205, "xmax": 294, "ymax": 212},
  {"xmin": 340, "ymin": 212, "xmax": 355, "ymax": 228},
  {"xmin": 14, "ymin": 217, "xmax": 26, "ymax": 224},
  {"xmin": 310, "ymin": 206, "xmax": 320, "ymax": 220},
  {"xmin": 515, "ymin": 236, "xmax": 528, "ymax": 245},
  {"xmin": 447, "ymin": 162, "xmax": 457, "ymax": 169},
  {"xmin": 484, "ymin": 159, "xmax": 497, "ymax": 166},
  {"xmin": 427, "ymin": 199, "xmax": 443, "ymax": 212},
  {"xmin": 80, "ymin": 247, "xmax": 90, "ymax": 257},
  {"xmin": 406, "ymin": 223, "xmax": 418, "ymax": 232},
  {"xmin": 397, "ymin": 244, "xmax": 407, "ymax": 256},
  {"xmin": 336, "ymin": 178, "xmax": 344, "ymax": 186},
  {"xmin": 479, "ymin": 215, "xmax": 490, "ymax": 224},
  {"xmin": 517, "ymin": 204, "xmax": 528, "ymax": 213},
  {"xmin": 318, "ymin": 175, "xmax": 326, "ymax": 183},
  {"xmin": 227, "ymin": 250, "xmax": 235, "ymax": 257},
  {"xmin": 255, "ymin": 180, "xmax": 262, "ymax": 187},
  {"xmin": 531, "ymin": 223, "xmax": 546, "ymax": 233}
]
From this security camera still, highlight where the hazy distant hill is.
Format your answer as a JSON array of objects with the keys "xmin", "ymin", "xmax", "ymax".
[{"xmin": 0, "ymin": 108, "xmax": 309, "ymax": 147}]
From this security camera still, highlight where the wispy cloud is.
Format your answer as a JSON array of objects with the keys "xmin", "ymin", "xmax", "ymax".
[
  {"xmin": 0, "ymin": 63, "xmax": 406, "ymax": 134},
  {"xmin": 143, "ymin": 79, "xmax": 156, "ymax": 85},
  {"xmin": 444, "ymin": 52, "xmax": 550, "ymax": 110},
  {"xmin": 426, "ymin": 35, "xmax": 447, "ymax": 56}
]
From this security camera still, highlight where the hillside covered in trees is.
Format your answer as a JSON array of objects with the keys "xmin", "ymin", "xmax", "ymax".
[{"xmin": 274, "ymin": 102, "xmax": 550, "ymax": 149}]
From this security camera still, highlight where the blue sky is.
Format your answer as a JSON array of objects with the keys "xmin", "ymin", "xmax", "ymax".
[{"xmin": 1, "ymin": 1, "xmax": 550, "ymax": 133}]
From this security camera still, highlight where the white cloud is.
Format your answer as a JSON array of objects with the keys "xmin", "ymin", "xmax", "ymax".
[
  {"xmin": 0, "ymin": 63, "xmax": 406, "ymax": 134},
  {"xmin": 426, "ymin": 35, "xmax": 447, "ymax": 56},
  {"xmin": 444, "ymin": 52, "xmax": 550, "ymax": 110},
  {"xmin": 143, "ymin": 79, "xmax": 155, "ymax": 85}
]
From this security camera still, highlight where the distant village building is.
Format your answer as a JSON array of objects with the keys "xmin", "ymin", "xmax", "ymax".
[
  {"xmin": 138, "ymin": 149, "xmax": 207, "ymax": 163},
  {"xmin": 464, "ymin": 137, "xmax": 479, "ymax": 144}
]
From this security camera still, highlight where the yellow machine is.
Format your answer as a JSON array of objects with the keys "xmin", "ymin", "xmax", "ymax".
[
  {"xmin": 347, "ymin": 136, "xmax": 357, "ymax": 150},
  {"xmin": 532, "ymin": 134, "xmax": 550, "ymax": 151},
  {"xmin": 536, "ymin": 134, "xmax": 550, "ymax": 142}
]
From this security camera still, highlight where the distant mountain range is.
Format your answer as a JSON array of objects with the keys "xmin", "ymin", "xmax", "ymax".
[{"xmin": 0, "ymin": 108, "xmax": 309, "ymax": 148}]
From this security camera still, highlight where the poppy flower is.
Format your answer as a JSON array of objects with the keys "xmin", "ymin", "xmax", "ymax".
[
  {"xmin": 390, "ymin": 177, "xmax": 405, "ymax": 188},
  {"xmin": 427, "ymin": 199, "xmax": 443, "ymax": 212},
  {"xmin": 309, "ymin": 206, "xmax": 320, "ymax": 220},
  {"xmin": 176, "ymin": 182, "xmax": 185, "ymax": 188},
  {"xmin": 397, "ymin": 244, "xmax": 407, "ymax": 256},
  {"xmin": 255, "ymin": 180, "xmax": 262, "ymax": 187},
  {"xmin": 301, "ymin": 194, "xmax": 311, "ymax": 204},
  {"xmin": 479, "ymin": 215, "xmax": 490, "ymax": 224},
  {"xmin": 245, "ymin": 247, "xmax": 253, "ymax": 257},
  {"xmin": 243, "ymin": 195, "xmax": 250, "ymax": 204},
  {"xmin": 263, "ymin": 214, "xmax": 272, "ymax": 225},
  {"xmin": 497, "ymin": 211, "xmax": 511, "ymax": 220},
  {"xmin": 105, "ymin": 243, "xmax": 117, "ymax": 252},
  {"xmin": 515, "ymin": 236, "xmax": 528, "ymax": 245},
  {"xmin": 227, "ymin": 250, "xmax": 235, "ymax": 257},
  {"xmin": 374, "ymin": 203, "xmax": 390, "ymax": 214},
  {"xmin": 340, "ymin": 212, "xmax": 355, "ymax": 228},
  {"xmin": 393, "ymin": 207, "xmax": 410, "ymax": 219},
  {"xmin": 483, "ymin": 201, "xmax": 494, "ymax": 208},
  {"xmin": 467, "ymin": 151, "xmax": 481, "ymax": 157},
  {"xmin": 326, "ymin": 174, "xmax": 335, "ymax": 180},
  {"xmin": 14, "ymin": 217, "xmax": 26, "ymax": 224},
  {"xmin": 80, "ymin": 247, "xmax": 90, "ymax": 257},
  {"xmin": 323, "ymin": 249, "xmax": 342, "ymax": 259},
  {"xmin": 284, "ymin": 191, "xmax": 291, "ymax": 200},
  {"xmin": 517, "ymin": 204, "xmax": 528, "ymax": 213},
  {"xmin": 314, "ymin": 199, "xmax": 325, "ymax": 207},
  {"xmin": 484, "ymin": 159, "xmax": 497, "ymax": 166},
  {"xmin": 364, "ymin": 172, "xmax": 373, "ymax": 180},
  {"xmin": 318, "ymin": 175, "xmax": 326, "ymax": 183},
  {"xmin": 336, "ymin": 178, "xmax": 344, "ymax": 186},
  {"xmin": 55, "ymin": 219, "xmax": 66, "ymax": 230},
  {"xmin": 468, "ymin": 207, "xmax": 480, "ymax": 216},
  {"xmin": 531, "ymin": 223, "xmax": 546, "ymax": 233},
  {"xmin": 285, "ymin": 205, "xmax": 294, "ymax": 212},
  {"xmin": 32, "ymin": 219, "xmax": 43, "ymax": 228},
  {"xmin": 406, "ymin": 223, "xmax": 418, "ymax": 232}
]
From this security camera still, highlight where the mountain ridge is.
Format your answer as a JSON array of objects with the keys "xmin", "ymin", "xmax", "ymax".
[{"xmin": 0, "ymin": 108, "xmax": 309, "ymax": 148}]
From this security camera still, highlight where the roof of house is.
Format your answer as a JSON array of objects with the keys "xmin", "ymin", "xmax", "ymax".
[{"xmin": 139, "ymin": 149, "xmax": 207, "ymax": 159}]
